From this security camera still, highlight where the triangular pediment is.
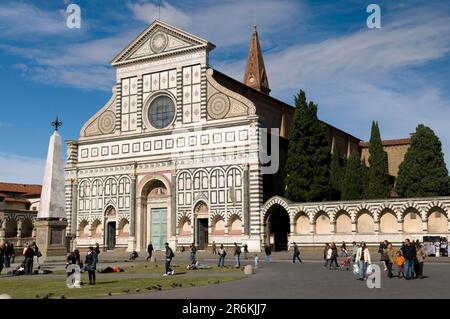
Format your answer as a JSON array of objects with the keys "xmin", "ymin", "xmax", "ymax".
[{"xmin": 111, "ymin": 20, "xmax": 215, "ymax": 66}]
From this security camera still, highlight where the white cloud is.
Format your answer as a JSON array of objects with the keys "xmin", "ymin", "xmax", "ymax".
[
  {"xmin": 0, "ymin": 153, "xmax": 45, "ymax": 185},
  {"xmin": 129, "ymin": 0, "xmax": 303, "ymax": 47},
  {"xmin": 0, "ymin": 2, "xmax": 69, "ymax": 37}
]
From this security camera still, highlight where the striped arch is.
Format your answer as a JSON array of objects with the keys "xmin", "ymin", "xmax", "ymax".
[
  {"xmin": 312, "ymin": 205, "xmax": 332, "ymax": 222},
  {"xmin": 399, "ymin": 201, "xmax": 422, "ymax": 220},
  {"xmin": 425, "ymin": 201, "xmax": 448, "ymax": 218},
  {"xmin": 332, "ymin": 204, "xmax": 351, "ymax": 222},
  {"xmin": 176, "ymin": 211, "xmax": 192, "ymax": 227},
  {"xmin": 261, "ymin": 196, "xmax": 291, "ymax": 222},
  {"xmin": 375, "ymin": 203, "xmax": 398, "ymax": 222}
]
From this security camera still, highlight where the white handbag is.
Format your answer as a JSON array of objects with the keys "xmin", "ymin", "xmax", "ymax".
[{"xmin": 352, "ymin": 263, "xmax": 359, "ymax": 275}]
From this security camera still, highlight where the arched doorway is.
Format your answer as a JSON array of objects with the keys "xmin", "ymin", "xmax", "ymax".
[
  {"xmin": 265, "ymin": 204, "xmax": 290, "ymax": 251},
  {"xmin": 105, "ymin": 206, "xmax": 116, "ymax": 250},
  {"xmin": 194, "ymin": 201, "xmax": 209, "ymax": 250}
]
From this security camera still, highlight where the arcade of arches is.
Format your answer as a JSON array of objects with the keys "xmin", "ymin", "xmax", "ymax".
[{"xmin": 262, "ymin": 196, "xmax": 450, "ymax": 250}]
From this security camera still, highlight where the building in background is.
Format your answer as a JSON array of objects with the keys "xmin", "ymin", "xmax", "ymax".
[{"xmin": 0, "ymin": 182, "xmax": 40, "ymax": 246}]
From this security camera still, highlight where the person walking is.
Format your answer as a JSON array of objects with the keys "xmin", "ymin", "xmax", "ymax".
[
  {"xmin": 23, "ymin": 243, "xmax": 35, "ymax": 275},
  {"xmin": 403, "ymin": 239, "xmax": 416, "ymax": 280},
  {"xmin": 323, "ymin": 243, "xmax": 330, "ymax": 267},
  {"xmin": 415, "ymin": 242, "xmax": 426, "ymax": 279},
  {"xmin": 355, "ymin": 241, "xmax": 371, "ymax": 280},
  {"xmin": 329, "ymin": 242, "xmax": 339, "ymax": 269},
  {"xmin": 351, "ymin": 242, "xmax": 358, "ymax": 264},
  {"xmin": 292, "ymin": 242, "xmax": 303, "ymax": 264},
  {"xmin": 386, "ymin": 243, "xmax": 395, "ymax": 278},
  {"xmin": 211, "ymin": 241, "xmax": 217, "ymax": 255},
  {"xmin": 340, "ymin": 241, "xmax": 348, "ymax": 257},
  {"xmin": 9, "ymin": 243, "xmax": 15, "ymax": 264},
  {"xmin": 0, "ymin": 244, "xmax": 5, "ymax": 275},
  {"xmin": 233, "ymin": 242, "xmax": 241, "ymax": 268},
  {"xmin": 164, "ymin": 242, "xmax": 175, "ymax": 276},
  {"xmin": 146, "ymin": 242, "xmax": 154, "ymax": 261},
  {"xmin": 217, "ymin": 244, "xmax": 226, "ymax": 268},
  {"xmin": 189, "ymin": 243, "xmax": 197, "ymax": 263},
  {"xmin": 3, "ymin": 242, "xmax": 11, "ymax": 268},
  {"xmin": 380, "ymin": 240, "xmax": 389, "ymax": 272},
  {"xmin": 394, "ymin": 251, "xmax": 405, "ymax": 278},
  {"xmin": 85, "ymin": 246, "xmax": 98, "ymax": 285},
  {"xmin": 243, "ymin": 244, "xmax": 249, "ymax": 260},
  {"xmin": 264, "ymin": 244, "xmax": 271, "ymax": 263},
  {"xmin": 325, "ymin": 245, "xmax": 332, "ymax": 269}
]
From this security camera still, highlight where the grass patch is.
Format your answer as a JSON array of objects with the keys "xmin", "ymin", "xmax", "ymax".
[{"xmin": 0, "ymin": 274, "xmax": 244, "ymax": 299}]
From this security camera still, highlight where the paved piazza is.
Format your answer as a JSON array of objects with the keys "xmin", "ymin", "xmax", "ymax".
[{"xmin": 109, "ymin": 252, "xmax": 450, "ymax": 299}]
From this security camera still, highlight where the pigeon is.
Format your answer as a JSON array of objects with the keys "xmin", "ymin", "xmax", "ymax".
[
  {"xmin": 108, "ymin": 292, "xmax": 112, "ymax": 296},
  {"xmin": 123, "ymin": 289, "xmax": 130, "ymax": 293},
  {"xmin": 61, "ymin": 295, "xmax": 66, "ymax": 299},
  {"xmin": 135, "ymin": 288, "xmax": 140, "ymax": 292},
  {"xmin": 146, "ymin": 287, "xmax": 152, "ymax": 290},
  {"xmin": 35, "ymin": 294, "xmax": 40, "ymax": 299}
]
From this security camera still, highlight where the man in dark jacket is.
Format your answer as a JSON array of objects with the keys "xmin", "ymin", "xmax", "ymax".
[
  {"xmin": 146, "ymin": 242, "xmax": 154, "ymax": 261},
  {"xmin": 0, "ymin": 244, "xmax": 5, "ymax": 275},
  {"xmin": 23, "ymin": 243, "xmax": 35, "ymax": 275},
  {"xmin": 164, "ymin": 242, "xmax": 175, "ymax": 276},
  {"xmin": 85, "ymin": 246, "xmax": 98, "ymax": 285},
  {"xmin": 292, "ymin": 242, "xmax": 303, "ymax": 264},
  {"xmin": 403, "ymin": 239, "xmax": 416, "ymax": 280}
]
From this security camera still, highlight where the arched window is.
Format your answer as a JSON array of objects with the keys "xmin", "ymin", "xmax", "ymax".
[
  {"xmin": 380, "ymin": 211, "xmax": 397, "ymax": 233},
  {"xmin": 79, "ymin": 220, "xmax": 89, "ymax": 237},
  {"xmin": 229, "ymin": 216, "xmax": 242, "ymax": 235},
  {"xmin": 357, "ymin": 211, "xmax": 374, "ymax": 233},
  {"xmin": 315, "ymin": 213, "xmax": 331, "ymax": 234},
  {"xmin": 295, "ymin": 214, "xmax": 309, "ymax": 234},
  {"xmin": 335, "ymin": 213, "xmax": 352, "ymax": 233},
  {"xmin": 403, "ymin": 211, "xmax": 422, "ymax": 233}
]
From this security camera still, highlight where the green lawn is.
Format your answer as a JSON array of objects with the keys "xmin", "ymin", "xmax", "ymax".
[
  {"xmin": 0, "ymin": 275, "xmax": 245, "ymax": 299},
  {"xmin": 123, "ymin": 263, "xmax": 244, "ymax": 274}
]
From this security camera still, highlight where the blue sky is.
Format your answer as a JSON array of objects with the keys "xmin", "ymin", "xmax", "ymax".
[{"xmin": 0, "ymin": 0, "xmax": 449, "ymax": 184}]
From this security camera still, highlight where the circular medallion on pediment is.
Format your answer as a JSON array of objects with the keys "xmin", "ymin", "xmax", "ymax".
[
  {"xmin": 208, "ymin": 93, "xmax": 230, "ymax": 119},
  {"xmin": 99, "ymin": 111, "xmax": 115, "ymax": 134},
  {"xmin": 150, "ymin": 31, "xmax": 168, "ymax": 53}
]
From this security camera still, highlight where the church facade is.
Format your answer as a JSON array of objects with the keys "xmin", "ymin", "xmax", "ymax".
[{"xmin": 65, "ymin": 21, "xmax": 449, "ymax": 252}]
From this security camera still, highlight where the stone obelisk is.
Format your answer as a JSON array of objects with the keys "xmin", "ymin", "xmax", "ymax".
[{"xmin": 34, "ymin": 118, "xmax": 68, "ymax": 262}]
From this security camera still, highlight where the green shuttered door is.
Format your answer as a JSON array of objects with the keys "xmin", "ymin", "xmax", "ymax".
[{"xmin": 151, "ymin": 208, "xmax": 167, "ymax": 250}]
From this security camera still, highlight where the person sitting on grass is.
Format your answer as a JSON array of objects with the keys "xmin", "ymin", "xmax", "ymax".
[{"xmin": 129, "ymin": 250, "xmax": 139, "ymax": 260}]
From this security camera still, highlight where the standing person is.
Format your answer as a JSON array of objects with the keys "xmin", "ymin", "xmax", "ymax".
[
  {"xmin": 394, "ymin": 251, "xmax": 405, "ymax": 278},
  {"xmin": 0, "ymin": 244, "xmax": 5, "ymax": 275},
  {"xmin": 243, "ymin": 244, "xmax": 249, "ymax": 260},
  {"xmin": 23, "ymin": 243, "xmax": 35, "ymax": 275},
  {"xmin": 233, "ymin": 242, "xmax": 241, "ymax": 268},
  {"xmin": 3, "ymin": 242, "xmax": 11, "ymax": 268},
  {"xmin": 351, "ymin": 242, "xmax": 358, "ymax": 263},
  {"xmin": 380, "ymin": 240, "xmax": 389, "ymax": 272},
  {"xmin": 292, "ymin": 242, "xmax": 303, "ymax": 264},
  {"xmin": 146, "ymin": 242, "xmax": 154, "ymax": 261},
  {"xmin": 355, "ymin": 241, "xmax": 371, "ymax": 280},
  {"xmin": 325, "ymin": 245, "xmax": 332, "ymax": 269},
  {"xmin": 164, "ymin": 242, "xmax": 175, "ymax": 276},
  {"xmin": 378, "ymin": 241, "xmax": 387, "ymax": 271},
  {"xmin": 264, "ymin": 244, "xmax": 272, "ymax": 263},
  {"xmin": 323, "ymin": 243, "xmax": 330, "ymax": 267},
  {"xmin": 403, "ymin": 239, "xmax": 416, "ymax": 280},
  {"xmin": 9, "ymin": 243, "xmax": 15, "ymax": 264},
  {"xmin": 254, "ymin": 254, "xmax": 259, "ymax": 268},
  {"xmin": 94, "ymin": 243, "xmax": 101, "ymax": 259},
  {"xmin": 211, "ymin": 241, "xmax": 217, "ymax": 255},
  {"xmin": 415, "ymin": 242, "xmax": 426, "ymax": 279},
  {"xmin": 217, "ymin": 244, "xmax": 226, "ymax": 268},
  {"xmin": 85, "ymin": 246, "xmax": 98, "ymax": 285},
  {"xmin": 329, "ymin": 242, "xmax": 339, "ymax": 269},
  {"xmin": 340, "ymin": 241, "xmax": 347, "ymax": 257},
  {"xmin": 189, "ymin": 243, "xmax": 197, "ymax": 263},
  {"xmin": 33, "ymin": 242, "xmax": 42, "ymax": 269},
  {"xmin": 386, "ymin": 243, "xmax": 395, "ymax": 278}
]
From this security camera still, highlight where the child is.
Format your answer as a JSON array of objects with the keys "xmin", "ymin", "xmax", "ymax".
[
  {"xmin": 394, "ymin": 251, "xmax": 405, "ymax": 279},
  {"xmin": 254, "ymin": 254, "xmax": 259, "ymax": 269}
]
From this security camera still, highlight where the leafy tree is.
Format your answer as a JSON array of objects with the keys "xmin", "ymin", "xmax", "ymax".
[
  {"xmin": 341, "ymin": 150, "xmax": 363, "ymax": 200},
  {"xmin": 330, "ymin": 147, "xmax": 343, "ymax": 200},
  {"xmin": 365, "ymin": 121, "xmax": 389, "ymax": 199},
  {"xmin": 285, "ymin": 90, "xmax": 331, "ymax": 202},
  {"xmin": 396, "ymin": 124, "xmax": 450, "ymax": 197}
]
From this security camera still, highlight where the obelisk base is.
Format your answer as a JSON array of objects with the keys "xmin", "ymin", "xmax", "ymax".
[{"xmin": 35, "ymin": 219, "xmax": 68, "ymax": 263}]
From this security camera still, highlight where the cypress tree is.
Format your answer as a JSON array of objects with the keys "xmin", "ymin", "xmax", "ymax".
[
  {"xmin": 365, "ymin": 121, "xmax": 389, "ymax": 199},
  {"xmin": 341, "ymin": 150, "xmax": 363, "ymax": 200},
  {"xmin": 330, "ymin": 146, "xmax": 343, "ymax": 200},
  {"xmin": 396, "ymin": 124, "xmax": 450, "ymax": 197},
  {"xmin": 285, "ymin": 90, "xmax": 331, "ymax": 202}
]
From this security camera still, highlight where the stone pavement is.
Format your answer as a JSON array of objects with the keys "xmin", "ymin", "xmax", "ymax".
[{"xmin": 113, "ymin": 260, "xmax": 450, "ymax": 299}]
